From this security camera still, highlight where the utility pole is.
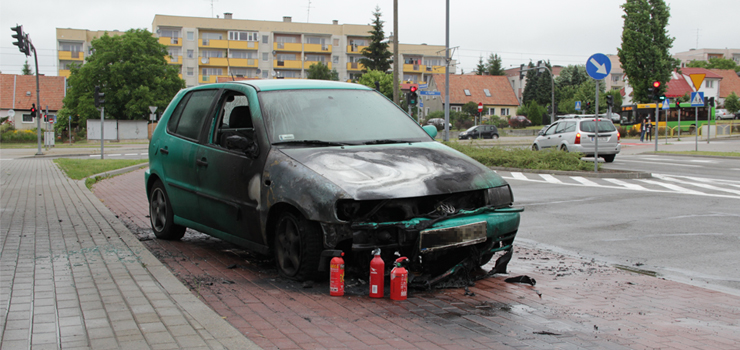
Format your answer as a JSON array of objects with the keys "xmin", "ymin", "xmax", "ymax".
[
  {"xmin": 443, "ymin": 0, "xmax": 450, "ymax": 141},
  {"xmin": 392, "ymin": 0, "xmax": 399, "ymax": 105}
]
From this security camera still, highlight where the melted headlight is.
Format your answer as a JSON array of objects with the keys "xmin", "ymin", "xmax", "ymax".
[{"xmin": 485, "ymin": 185, "xmax": 513, "ymax": 208}]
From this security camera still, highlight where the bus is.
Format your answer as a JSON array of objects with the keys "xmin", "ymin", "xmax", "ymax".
[{"xmin": 620, "ymin": 102, "xmax": 715, "ymax": 134}]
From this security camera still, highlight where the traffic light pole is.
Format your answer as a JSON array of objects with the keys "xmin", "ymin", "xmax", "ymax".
[
  {"xmin": 32, "ymin": 42, "xmax": 42, "ymax": 155},
  {"xmin": 100, "ymin": 107, "xmax": 105, "ymax": 159}
]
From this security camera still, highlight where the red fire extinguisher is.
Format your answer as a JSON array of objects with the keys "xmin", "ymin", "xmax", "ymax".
[
  {"xmin": 330, "ymin": 252, "xmax": 345, "ymax": 296},
  {"xmin": 390, "ymin": 257, "xmax": 409, "ymax": 301},
  {"xmin": 369, "ymin": 248, "xmax": 384, "ymax": 298}
]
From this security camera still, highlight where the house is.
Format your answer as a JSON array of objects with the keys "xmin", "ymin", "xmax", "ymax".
[
  {"xmin": 425, "ymin": 74, "xmax": 519, "ymax": 118},
  {"xmin": 622, "ymin": 68, "xmax": 723, "ymax": 106},
  {"xmin": 710, "ymin": 69, "xmax": 740, "ymax": 105},
  {"xmin": 0, "ymin": 74, "xmax": 66, "ymax": 131}
]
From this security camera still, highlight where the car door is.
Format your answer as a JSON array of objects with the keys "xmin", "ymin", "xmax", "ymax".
[
  {"xmin": 194, "ymin": 85, "xmax": 269, "ymax": 250},
  {"xmin": 157, "ymin": 89, "xmax": 219, "ymax": 223},
  {"xmin": 538, "ymin": 123, "xmax": 559, "ymax": 149}
]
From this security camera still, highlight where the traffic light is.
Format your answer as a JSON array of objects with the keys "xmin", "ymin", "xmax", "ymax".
[
  {"xmin": 675, "ymin": 100, "xmax": 680, "ymax": 108},
  {"xmin": 11, "ymin": 25, "xmax": 29, "ymax": 56},
  {"xmin": 408, "ymin": 85, "xmax": 418, "ymax": 107},
  {"xmin": 519, "ymin": 64, "xmax": 525, "ymax": 79},
  {"xmin": 650, "ymin": 81, "xmax": 662, "ymax": 101},
  {"xmin": 606, "ymin": 95, "xmax": 614, "ymax": 108},
  {"xmin": 30, "ymin": 104, "xmax": 37, "ymax": 118},
  {"xmin": 94, "ymin": 86, "xmax": 105, "ymax": 108},
  {"xmin": 586, "ymin": 102, "xmax": 591, "ymax": 111},
  {"xmin": 708, "ymin": 97, "xmax": 715, "ymax": 107}
]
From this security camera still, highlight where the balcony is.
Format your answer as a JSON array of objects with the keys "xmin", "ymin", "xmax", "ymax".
[
  {"xmin": 158, "ymin": 37, "xmax": 181, "ymax": 46},
  {"xmin": 229, "ymin": 58, "xmax": 258, "ymax": 68},
  {"xmin": 273, "ymin": 42, "xmax": 303, "ymax": 52},
  {"xmin": 198, "ymin": 74, "xmax": 228, "ymax": 84},
  {"xmin": 58, "ymin": 69, "xmax": 71, "ymax": 78},
  {"xmin": 58, "ymin": 51, "xmax": 83, "ymax": 61},
  {"xmin": 304, "ymin": 43, "xmax": 331, "ymax": 53},
  {"xmin": 304, "ymin": 61, "xmax": 332, "ymax": 70},
  {"xmin": 166, "ymin": 55, "xmax": 182, "ymax": 65},
  {"xmin": 199, "ymin": 57, "xmax": 229, "ymax": 67},
  {"xmin": 403, "ymin": 64, "xmax": 424, "ymax": 73},
  {"xmin": 273, "ymin": 59, "xmax": 303, "ymax": 69},
  {"xmin": 199, "ymin": 39, "xmax": 229, "ymax": 49},
  {"xmin": 347, "ymin": 45, "xmax": 368, "ymax": 54},
  {"xmin": 347, "ymin": 62, "xmax": 365, "ymax": 71},
  {"xmin": 426, "ymin": 65, "xmax": 446, "ymax": 74},
  {"xmin": 228, "ymin": 41, "xmax": 259, "ymax": 50}
]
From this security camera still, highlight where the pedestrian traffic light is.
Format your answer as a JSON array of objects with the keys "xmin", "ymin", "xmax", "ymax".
[
  {"xmin": 30, "ymin": 104, "xmax": 37, "ymax": 118},
  {"xmin": 11, "ymin": 25, "xmax": 29, "ymax": 56},
  {"xmin": 606, "ymin": 95, "xmax": 614, "ymax": 108},
  {"xmin": 408, "ymin": 85, "xmax": 418, "ymax": 107},
  {"xmin": 708, "ymin": 97, "xmax": 715, "ymax": 107},
  {"xmin": 94, "ymin": 86, "xmax": 105, "ymax": 108}
]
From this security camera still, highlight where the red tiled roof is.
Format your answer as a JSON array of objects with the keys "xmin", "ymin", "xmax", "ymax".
[
  {"xmin": 431, "ymin": 74, "xmax": 519, "ymax": 106},
  {"xmin": 665, "ymin": 75, "xmax": 692, "ymax": 98},
  {"xmin": 0, "ymin": 74, "xmax": 66, "ymax": 111},
  {"xmin": 710, "ymin": 69, "xmax": 740, "ymax": 98},
  {"xmin": 679, "ymin": 67, "xmax": 723, "ymax": 79}
]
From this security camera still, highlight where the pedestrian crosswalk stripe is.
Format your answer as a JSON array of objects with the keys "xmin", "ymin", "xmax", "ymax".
[
  {"xmin": 654, "ymin": 174, "xmax": 740, "ymax": 196},
  {"xmin": 570, "ymin": 176, "xmax": 599, "ymax": 186},
  {"xmin": 539, "ymin": 174, "xmax": 562, "ymax": 184},
  {"xmin": 637, "ymin": 179, "xmax": 704, "ymax": 195},
  {"xmin": 511, "ymin": 172, "xmax": 528, "ymax": 181},
  {"xmin": 603, "ymin": 178, "xmax": 648, "ymax": 191}
]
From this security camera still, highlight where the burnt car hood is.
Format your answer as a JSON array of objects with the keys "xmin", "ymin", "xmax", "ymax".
[{"xmin": 278, "ymin": 142, "xmax": 506, "ymax": 200}]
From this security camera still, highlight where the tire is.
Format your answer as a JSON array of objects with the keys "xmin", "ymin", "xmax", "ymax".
[
  {"xmin": 560, "ymin": 144, "xmax": 568, "ymax": 152},
  {"xmin": 492, "ymin": 134, "xmax": 499, "ymax": 139},
  {"xmin": 274, "ymin": 211, "xmax": 322, "ymax": 281},
  {"xmin": 532, "ymin": 144, "xmax": 539, "ymax": 151},
  {"xmin": 603, "ymin": 155, "xmax": 615, "ymax": 163},
  {"xmin": 149, "ymin": 180, "xmax": 186, "ymax": 240}
]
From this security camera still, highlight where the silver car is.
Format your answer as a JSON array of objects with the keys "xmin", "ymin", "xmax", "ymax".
[{"xmin": 531, "ymin": 117, "xmax": 621, "ymax": 163}]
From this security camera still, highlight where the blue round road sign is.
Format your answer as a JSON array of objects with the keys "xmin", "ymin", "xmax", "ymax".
[{"xmin": 586, "ymin": 53, "xmax": 611, "ymax": 80}]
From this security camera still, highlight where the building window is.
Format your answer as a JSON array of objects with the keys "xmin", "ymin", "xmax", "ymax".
[
  {"xmin": 228, "ymin": 31, "xmax": 258, "ymax": 41},
  {"xmin": 277, "ymin": 53, "xmax": 296, "ymax": 61},
  {"xmin": 611, "ymin": 74, "xmax": 622, "ymax": 82},
  {"xmin": 23, "ymin": 113, "xmax": 33, "ymax": 123},
  {"xmin": 452, "ymin": 106, "xmax": 462, "ymax": 112},
  {"xmin": 464, "ymin": 89, "xmax": 471, "ymax": 96},
  {"xmin": 230, "ymin": 50, "xmax": 255, "ymax": 59},
  {"xmin": 161, "ymin": 29, "xmax": 180, "ymax": 39},
  {"xmin": 262, "ymin": 70, "xmax": 269, "ymax": 78},
  {"xmin": 333, "ymin": 38, "xmax": 339, "ymax": 46},
  {"xmin": 262, "ymin": 52, "xmax": 268, "ymax": 61},
  {"xmin": 202, "ymin": 68, "xmax": 223, "ymax": 76},
  {"xmin": 230, "ymin": 68, "xmax": 248, "ymax": 77},
  {"xmin": 423, "ymin": 58, "xmax": 443, "ymax": 66},
  {"xmin": 483, "ymin": 89, "xmax": 491, "ymax": 97},
  {"xmin": 488, "ymin": 107, "xmax": 495, "ymax": 115},
  {"xmin": 500, "ymin": 108, "xmax": 510, "ymax": 116},
  {"xmin": 201, "ymin": 50, "xmax": 223, "ymax": 58},
  {"xmin": 262, "ymin": 35, "xmax": 268, "ymax": 44},
  {"xmin": 201, "ymin": 32, "xmax": 223, "ymax": 40},
  {"xmin": 187, "ymin": 50, "xmax": 194, "ymax": 58},
  {"xmin": 305, "ymin": 37, "xmax": 326, "ymax": 45},
  {"xmin": 187, "ymin": 67, "xmax": 194, "ymax": 76},
  {"xmin": 333, "ymin": 56, "xmax": 339, "ymax": 63},
  {"xmin": 706, "ymin": 80, "xmax": 714, "ymax": 88},
  {"xmin": 275, "ymin": 36, "xmax": 296, "ymax": 44},
  {"xmin": 276, "ymin": 70, "xmax": 300, "ymax": 78},
  {"xmin": 305, "ymin": 54, "xmax": 325, "ymax": 62},
  {"xmin": 187, "ymin": 32, "xmax": 194, "ymax": 41}
]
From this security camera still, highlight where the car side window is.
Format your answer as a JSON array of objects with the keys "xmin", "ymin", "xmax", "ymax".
[
  {"xmin": 555, "ymin": 122, "xmax": 568, "ymax": 134},
  {"xmin": 211, "ymin": 91, "xmax": 253, "ymax": 149},
  {"xmin": 565, "ymin": 121, "xmax": 577, "ymax": 132},
  {"xmin": 544, "ymin": 124, "xmax": 558, "ymax": 136},
  {"xmin": 169, "ymin": 89, "xmax": 218, "ymax": 140}
]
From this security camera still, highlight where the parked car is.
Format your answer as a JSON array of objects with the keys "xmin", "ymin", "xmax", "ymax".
[
  {"xmin": 458, "ymin": 125, "xmax": 500, "ymax": 139},
  {"xmin": 531, "ymin": 117, "xmax": 621, "ymax": 162},
  {"xmin": 735, "ymin": 111, "xmax": 740, "ymax": 119},
  {"xmin": 509, "ymin": 115, "xmax": 532, "ymax": 128},
  {"xmin": 715, "ymin": 109, "xmax": 732, "ymax": 120},
  {"xmin": 146, "ymin": 80, "xmax": 522, "ymax": 282}
]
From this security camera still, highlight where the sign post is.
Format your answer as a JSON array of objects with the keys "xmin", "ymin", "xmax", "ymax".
[
  {"xmin": 690, "ymin": 92, "xmax": 704, "ymax": 151},
  {"xmin": 586, "ymin": 53, "xmax": 612, "ymax": 172},
  {"xmin": 662, "ymin": 99, "xmax": 670, "ymax": 144}
]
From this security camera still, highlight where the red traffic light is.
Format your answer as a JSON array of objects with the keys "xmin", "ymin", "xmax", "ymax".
[
  {"xmin": 410, "ymin": 85, "xmax": 417, "ymax": 93},
  {"xmin": 652, "ymin": 81, "xmax": 661, "ymax": 88}
]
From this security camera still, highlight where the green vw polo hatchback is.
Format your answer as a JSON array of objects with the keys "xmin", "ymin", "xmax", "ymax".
[{"xmin": 146, "ymin": 80, "xmax": 522, "ymax": 282}]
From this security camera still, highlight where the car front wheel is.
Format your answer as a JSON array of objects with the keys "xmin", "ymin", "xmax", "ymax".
[
  {"xmin": 492, "ymin": 134, "xmax": 499, "ymax": 139},
  {"xmin": 532, "ymin": 144, "xmax": 540, "ymax": 151},
  {"xmin": 149, "ymin": 180, "xmax": 186, "ymax": 240},
  {"xmin": 274, "ymin": 211, "xmax": 322, "ymax": 281}
]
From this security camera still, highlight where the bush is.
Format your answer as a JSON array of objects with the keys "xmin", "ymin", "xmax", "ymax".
[
  {"xmin": 445, "ymin": 143, "xmax": 596, "ymax": 171},
  {"xmin": 1, "ymin": 128, "xmax": 39, "ymax": 143},
  {"xmin": 489, "ymin": 115, "xmax": 509, "ymax": 129}
]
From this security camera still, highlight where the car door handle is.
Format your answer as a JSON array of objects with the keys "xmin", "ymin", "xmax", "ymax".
[
  {"xmin": 159, "ymin": 148, "xmax": 169, "ymax": 155},
  {"xmin": 196, "ymin": 157, "xmax": 208, "ymax": 167}
]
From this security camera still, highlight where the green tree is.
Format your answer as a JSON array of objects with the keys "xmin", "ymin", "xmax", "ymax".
[
  {"xmin": 462, "ymin": 101, "xmax": 479, "ymax": 116},
  {"xmin": 485, "ymin": 53, "xmax": 505, "ymax": 76},
  {"xmin": 59, "ymin": 29, "xmax": 183, "ymax": 131},
  {"xmin": 525, "ymin": 100, "xmax": 546, "ymax": 126},
  {"xmin": 330, "ymin": 68, "xmax": 340, "ymax": 81},
  {"xmin": 523, "ymin": 61, "xmax": 553, "ymax": 109},
  {"xmin": 617, "ymin": 0, "xmax": 678, "ymax": 103},
  {"xmin": 22, "ymin": 60, "xmax": 33, "ymax": 75},
  {"xmin": 687, "ymin": 57, "xmax": 740, "ymax": 72},
  {"xmin": 475, "ymin": 56, "xmax": 486, "ymax": 75},
  {"xmin": 356, "ymin": 69, "xmax": 395, "ymax": 100},
  {"xmin": 725, "ymin": 92, "xmax": 740, "ymax": 114},
  {"xmin": 307, "ymin": 62, "xmax": 332, "ymax": 80},
  {"xmin": 359, "ymin": 6, "xmax": 392, "ymax": 73}
]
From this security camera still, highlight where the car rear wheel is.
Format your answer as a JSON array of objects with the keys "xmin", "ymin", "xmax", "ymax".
[
  {"xmin": 560, "ymin": 144, "xmax": 568, "ymax": 152},
  {"xmin": 149, "ymin": 180, "xmax": 186, "ymax": 240},
  {"xmin": 274, "ymin": 211, "xmax": 322, "ymax": 281},
  {"xmin": 532, "ymin": 144, "xmax": 539, "ymax": 151},
  {"xmin": 492, "ymin": 134, "xmax": 499, "ymax": 139},
  {"xmin": 603, "ymin": 155, "xmax": 615, "ymax": 163}
]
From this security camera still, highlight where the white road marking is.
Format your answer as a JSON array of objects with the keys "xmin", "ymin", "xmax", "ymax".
[
  {"xmin": 603, "ymin": 178, "xmax": 648, "ymax": 190},
  {"xmin": 637, "ymin": 179, "xmax": 704, "ymax": 195},
  {"xmin": 653, "ymin": 174, "xmax": 740, "ymax": 196},
  {"xmin": 539, "ymin": 174, "xmax": 562, "ymax": 184},
  {"xmin": 125, "ymin": 153, "xmax": 139, "ymax": 156},
  {"xmin": 570, "ymin": 176, "xmax": 599, "ymax": 186},
  {"xmin": 617, "ymin": 159, "xmax": 703, "ymax": 168},
  {"xmin": 108, "ymin": 154, "xmax": 122, "ymax": 157},
  {"xmin": 511, "ymin": 172, "xmax": 528, "ymax": 181}
]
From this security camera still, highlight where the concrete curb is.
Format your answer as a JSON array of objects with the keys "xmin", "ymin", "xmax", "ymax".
[
  {"xmin": 490, "ymin": 166, "xmax": 653, "ymax": 179},
  {"xmin": 84, "ymin": 162, "xmax": 150, "ymax": 182}
]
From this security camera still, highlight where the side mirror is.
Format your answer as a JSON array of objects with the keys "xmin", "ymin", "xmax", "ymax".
[
  {"xmin": 226, "ymin": 134, "xmax": 260, "ymax": 159},
  {"xmin": 422, "ymin": 125, "xmax": 438, "ymax": 139}
]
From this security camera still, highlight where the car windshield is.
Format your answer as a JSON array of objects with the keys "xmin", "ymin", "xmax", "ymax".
[
  {"xmin": 260, "ymin": 89, "xmax": 431, "ymax": 144},
  {"xmin": 580, "ymin": 121, "xmax": 617, "ymax": 132}
]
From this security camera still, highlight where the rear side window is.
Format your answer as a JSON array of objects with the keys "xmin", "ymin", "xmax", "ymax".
[
  {"xmin": 168, "ymin": 90, "xmax": 218, "ymax": 140},
  {"xmin": 580, "ymin": 121, "xmax": 616, "ymax": 132}
]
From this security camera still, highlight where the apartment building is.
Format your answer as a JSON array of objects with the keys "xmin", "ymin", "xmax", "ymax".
[
  {"xmin": 57, "ymin": 14, "xmax": 454, "ymax": 87},
  {"xmin": 674, "ymin": 48, "xmax": 740, "ymax": 67},
  {"xmin": 56, "ymin": 28, "xmax": 125, "ymax": 78}
]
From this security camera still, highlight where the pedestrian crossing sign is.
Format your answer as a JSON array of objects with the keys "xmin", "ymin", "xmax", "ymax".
[
  {"xmin": 690, "ymin": 92, "xmax": 705, "ymax": 107},
  {"xmin": 662, "ymin": 99, "xmax": 670, "ymax": 110}
]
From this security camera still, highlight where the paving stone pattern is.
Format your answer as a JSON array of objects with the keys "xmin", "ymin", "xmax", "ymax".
[
  {"xmin": 91, "ymin": 167, "xmax": 740, "ymax": 350},
  {"xmin": 0, "ymin": 159, "xmax": 258, "ymax": 349}
]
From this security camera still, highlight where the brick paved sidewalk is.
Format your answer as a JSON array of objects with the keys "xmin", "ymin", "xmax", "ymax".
[
  {"xmin": 92, "ymin": 167, "xmax": 740, "ymax": 349},
  {"xmin": 0, "ymin": 159, "xmax": 258, "ymax": 349}
]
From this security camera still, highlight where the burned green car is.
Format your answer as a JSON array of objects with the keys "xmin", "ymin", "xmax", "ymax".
[{"xmin": 146, "ymin": 80, "xmax": 522, "ymax": 282}]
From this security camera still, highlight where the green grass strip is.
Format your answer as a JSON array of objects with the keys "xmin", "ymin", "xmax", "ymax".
[
  {"xmin": 53, "ymin": 158, "xmax": 148, "ymax": 180},
  {"xmin": 445, "ymin": 142, "xmax": 597, "ymax": 171}
]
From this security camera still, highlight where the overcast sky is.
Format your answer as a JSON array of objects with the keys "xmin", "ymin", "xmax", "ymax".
[{"xmin": 2, "ymin": 0, "xmax": 738, "ymax": 76}]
